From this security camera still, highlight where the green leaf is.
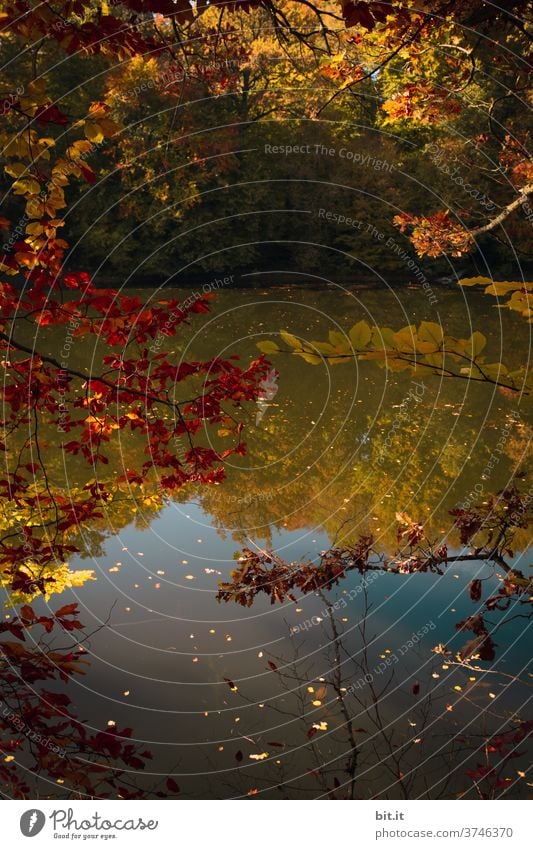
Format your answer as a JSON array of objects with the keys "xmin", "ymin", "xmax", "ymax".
[{"xmin": 257, "ymin": 341, "xmax": 280, "ymax": 354}]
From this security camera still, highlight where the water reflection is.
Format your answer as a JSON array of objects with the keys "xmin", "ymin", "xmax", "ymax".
[{"xmin": 1, "ymin": 286, "xmax": 531, "ymax": 798}]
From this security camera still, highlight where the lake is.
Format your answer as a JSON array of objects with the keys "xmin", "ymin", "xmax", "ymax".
[{"xmin": 4, "ymin": 283, "xmax": 532, "ymax": 799}]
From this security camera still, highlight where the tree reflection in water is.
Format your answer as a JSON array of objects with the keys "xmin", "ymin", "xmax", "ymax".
[{"xmin": 1, "ymin": 290, "xmax": 531, "ymax": 798}]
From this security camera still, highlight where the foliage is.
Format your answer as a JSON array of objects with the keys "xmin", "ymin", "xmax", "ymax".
[
  {"xmin": 257, "ymin": 311, "xmax": 533, "ymax": 394},
  {"xmin": 0, "ymin": 0, "xmax": 531, "ymax": 800},
  {"xmin": 2, "ymin": 1, "xmax": 530, "ymax": 279},
  {"xmin": 0, "ymin": 604, "xmax": 153, "ymax": 798},
  {"xmin": 460, "ymin": 276, "xmax": 533, "ymax": 323},
  {"xmin": 218, "ymin": 483, "xmax": 533, "ymax": 664}
]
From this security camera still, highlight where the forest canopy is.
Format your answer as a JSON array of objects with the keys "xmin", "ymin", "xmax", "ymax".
[{"xmin": 1, "ymin": 0, "xmax": 531, "ymax": 283}]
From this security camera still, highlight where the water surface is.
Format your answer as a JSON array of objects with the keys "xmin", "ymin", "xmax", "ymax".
[{"xmin": 6, "ymin": 284, "xmax": 532, "ymax": 799}]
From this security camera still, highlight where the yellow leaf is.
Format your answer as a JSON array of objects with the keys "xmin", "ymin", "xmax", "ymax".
[
  {"xmin": 257, "ymin": 341, "xmax": 280, "ymax": 354},
  {"xmin": 371, "ymin": 326, "xmax": 396, "ymax": 348},
  {"xmin": 393, "ymin": 325, "xmax": 417, "ymax": 351},
  {"xmin": 67, "ymin": 139, "xmax": 94, "ymax": 159},
  {"xmin": 309, "ymin": 341, "xmax": 337, "ymax": 355},
  {"xmin": 280, "ymin": 330, "xmax": 301, "ymax": 349},
  {"xmin": 349, "ymin": 319, "xmax": 372, "ymax": 349},
  {"xmin": 4, "ymin": 162, "xmax": 27, "ymax": 178},
  {"xmin": 25, "ymin": 221, "xmax": 45, "ymax": 236},
  {"xmin": 482, "ymin": 362, "xmax": 508, "ymax": 380},
  {"xmin": 84, "ymin": 121, "xmax": 104, "ymax": 144},
  {"xmin": 328, "ymin": 329, "xmax": 348, "ymax": 351},
  {"xmin": 51, "ymin": 169, "xmax": 70, "ymax": 187},
  {"xmin": 459, "ymin": 276, "xmax": 492, "ymax": 287},
  {"xmin": 12, "ymin": 177, "xmax": 41, "ymax": 196},
  {"xmin": 396, "ymin": 512, "xmax": 411, "ymax": 523},
  {"xmin": 484, "ymin": 281, "xmax": 523, "ymax": 296},
  {"xmin": 423, "ymin": 353, "xmax": 444, "ymax": 368},
  {"xmin": 468, "ymin": 331, "xmax": 486, "ymax": 358},
  {"xmin": 297, "ymin": 352, "xmax": 322, "ymax": 365},
  {"xmin": 387, "ymin": 358, "xmax": 411, "ymax": 372},
  {"xmin": 361, "ymin": 350, "xmax": 389, "ymax": 360},
  {"xmin": 416, "ymin": 341, "xmax": 439, "ymax": 354},
  {"xmin": 418, "ymin": 321, "xmax": 444, "ymax": 347}
]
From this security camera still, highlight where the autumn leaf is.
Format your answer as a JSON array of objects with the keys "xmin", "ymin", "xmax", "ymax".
[
  {"xmin": 257, "ymin": 341, "xmax": 280, "ymax": 354},
  {"xmin": 468, "ymin": 579, "xmax": 482, "ymax": 602},
  {"xmin": 349, "ymin": 320, "xmax": 372, "ymax": 349}
]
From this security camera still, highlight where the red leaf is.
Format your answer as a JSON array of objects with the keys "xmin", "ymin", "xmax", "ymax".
[
  {"xmin": 469, "ymin": 579, "xmax": 482, "ymax": 602},
  {"xmin": 35, "ymin": 103, "xmax": 69, "ymax": 125},
  {"xmin": 342, "ymin": 1, "xmax": 376, "ymax": 29},
  {"xmin": 79, "ymin": 163, "xmax": 97, "ymax": 184},
  {"xmin": 55, "ymin": 603, "xmax": 79, "ymax": 618},
  {"xmin": 20, "ymin": 605, "xmax": 36, "ymax": 622},
  {"xmin": 166, "ymin": 777, "xmax": 180, "ymax": 793}
]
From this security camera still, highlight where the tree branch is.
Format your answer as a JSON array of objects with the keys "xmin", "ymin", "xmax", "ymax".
[{"xmin": 470, "ymin": 183, "xmax": 533, "ymax": 238}]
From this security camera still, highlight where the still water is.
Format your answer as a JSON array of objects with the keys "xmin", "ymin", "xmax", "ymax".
[{"xmin": 5, "ymin": 284, "xmax": 532, "ymax": 798}]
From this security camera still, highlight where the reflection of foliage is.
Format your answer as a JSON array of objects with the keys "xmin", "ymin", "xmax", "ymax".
[
  {"xmin": 0, "ymin": 300, "xmax": 268, "ymax": 598},
  {"xmin": 220, "ymin": 574, "xmax": 532, "ymax": 799},
  {"xmin": 0, "ymin": 0, "xmax": 531, "ymax": 801},
  {"xmin": 460, "ymin": 277, "xmax": 533, "ymax": 323},
  {"xmin": 1, "ymin": 298, "xmax": 529, "ymax": 602},
  {"xmin": 1, "ymin": 562, "xmax": 95, "ymax": 607},
  {"xmin": 218, "ymin": 485, "xmax": 533, "ymax": 661},
  {"xmin": 190, "ymin": 348, "xmax": 530, "ymax": 551},
  {"xmin": 217, "ymin": 485, "xmax": 532, "ymax": 798},
  {"xmin": 0, "ymin": 606, "xmax": 154, "ymax": 798}
]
